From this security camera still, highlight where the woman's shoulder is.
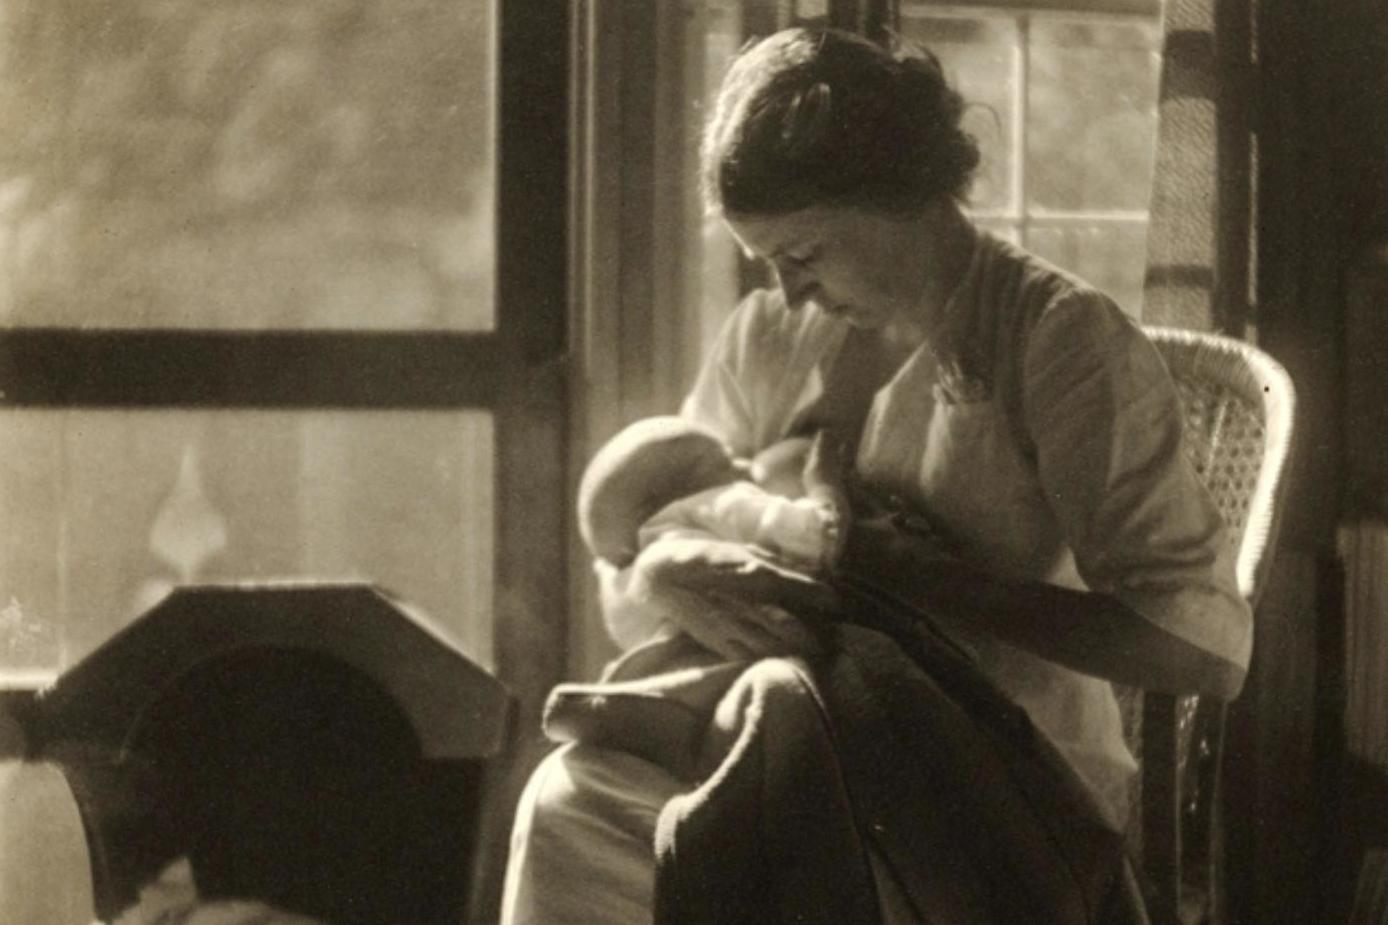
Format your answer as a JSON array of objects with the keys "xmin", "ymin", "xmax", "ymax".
[
  {"xmin": 972, "ymin": 232, "xmax": 1118, "ymax": 327},
  {"xmin": 962, "ymin": 232, "xmax": 1144, "ymax": 369},
  {"xmin": 958, "ymin": 232, "xmax": 1167, "ymax": 440},
  {"xmin": 990, "ymin": 244, "xmax": 1175, "ymax": 425}
]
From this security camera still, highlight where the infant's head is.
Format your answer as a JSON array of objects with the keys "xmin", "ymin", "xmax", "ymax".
[{"xmin": 578, "ymin": 417, "xmax": 742, "ymax": 568}]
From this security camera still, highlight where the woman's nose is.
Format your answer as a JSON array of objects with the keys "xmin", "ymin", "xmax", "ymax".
[{"xmin": 773, "ymin": 261, "xmax": 815, "ymax": 310}]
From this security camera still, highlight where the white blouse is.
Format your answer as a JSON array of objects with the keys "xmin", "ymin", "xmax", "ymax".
[{"xmin": 680, "ymin": 230, "xmax": 1250, "ymax": 828}]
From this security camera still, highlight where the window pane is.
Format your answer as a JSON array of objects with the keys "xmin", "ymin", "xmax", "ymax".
[
  {"xmin": 1026, "ymin": 17, "xmax": 1162, "ymax": 212},
  {"xmin": 1026, "ymin": 221, "xmax": 1149, "ymax": 316},
  {"xmin": 0, "ymin": 410, "xmax": 493, "ymax": 680},
  {"xmin": 902, "ymin": 12, "xmax": 1020, "ymax": 215},
  {"xmin": 0, "ymin": 2, "xmax": 493, "ymax": 330}
]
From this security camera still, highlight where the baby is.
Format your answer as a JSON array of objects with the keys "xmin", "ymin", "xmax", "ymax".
[{"xmin": 577, "ymin": 416, "xmax": 845, "ymax": 652}]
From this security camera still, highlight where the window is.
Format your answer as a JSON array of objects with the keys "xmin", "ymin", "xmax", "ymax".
[
  {"xmin": 0, "ymin": 3, "xmax": 495, "ymax": 332},
  {"xmin": 0, "ymin": 0, "xmax": 570, "ymax": 752},
  {"xmin": 901, "ymin": 1, "xmax": 1164, "ymax": 314},
  {"xmin": 0, "ymin": 8, "xmax": 570, "ymax": 908},
  {"xmin": 0, "ymin": 409, "xmax": 495, "ymax": 677}
]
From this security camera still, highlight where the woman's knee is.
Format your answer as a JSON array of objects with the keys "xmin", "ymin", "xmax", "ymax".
[
  {"xmin": 516, "ymin": 743, "xmax": 682, "ymax": 843},
  {"xmin": 503, "ymin": 745, "xmax": 685, "ymax": 925}
]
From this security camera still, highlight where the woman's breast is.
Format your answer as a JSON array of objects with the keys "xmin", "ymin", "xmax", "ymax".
[{"xmin": 858, "ymin": 381, "xmax": 1082, "ymax": 588}]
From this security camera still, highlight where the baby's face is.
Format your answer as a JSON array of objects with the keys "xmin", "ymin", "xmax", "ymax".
[{"xmin": 750, "ymin": 437, "xmax": 812, "ymax": 499}]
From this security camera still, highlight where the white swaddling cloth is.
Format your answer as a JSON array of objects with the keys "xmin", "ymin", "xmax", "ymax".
[
  {"xmin": 596, "ymin": 479, "xmax": 838, "ymax": 653},
  {"xmin": 639, "ymin": 480, "xmax": 837, "ymax": 573}
]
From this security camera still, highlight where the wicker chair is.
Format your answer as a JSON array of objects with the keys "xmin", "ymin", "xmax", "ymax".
[{"xmin": 1131, "ymin": 327, "xmax": 1296, "ymax": 924}]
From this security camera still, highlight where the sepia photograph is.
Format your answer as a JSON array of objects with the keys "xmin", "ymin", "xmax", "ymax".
[{"xmin": 0, "ymin": 1, "xmax": 1385, "ymax": 923}]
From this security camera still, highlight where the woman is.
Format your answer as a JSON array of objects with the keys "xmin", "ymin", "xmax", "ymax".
[{"xmin": 502, "ymin": 27, "xmax": 1249, "ymax": 924}]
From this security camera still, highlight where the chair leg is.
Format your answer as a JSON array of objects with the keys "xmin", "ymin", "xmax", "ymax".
[
  {"xmin": 1143, "ymin": 692, "xmax": 1183, "ymax": 925},
  {"xmin": 1182, "ymin": 701, "xmax": 1229, "ymax": 923}
]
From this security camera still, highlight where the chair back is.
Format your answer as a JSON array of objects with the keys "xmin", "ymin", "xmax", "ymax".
[
  {"xmin": 1144, "ymin": 326, "xmax": 1296, "ymax": 606},
  {"xmin": 1135, "ymin": 326, "xmax": 1296, "ymax": 924}
]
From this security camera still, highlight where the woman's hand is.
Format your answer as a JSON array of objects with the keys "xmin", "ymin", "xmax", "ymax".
[
  {"xmin": 814, "ymin": 437, "xmax": 958, "ymax": 585},
  {"xmin": 838, "ymin": 505, "xmax": 958, "ymax": 582},
  {"xmin": 634, "ymin": 536, "xmax": 830, "ymax": 660},
  {"xmin": 801, "ymin": 431, "xmax": 853, "ymax": 569}
]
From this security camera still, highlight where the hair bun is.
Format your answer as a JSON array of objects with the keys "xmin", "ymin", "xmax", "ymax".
[
  {"xmin": 702, "ymin": 28, "xmax": 981, "ymax": 214},
  {"xmin": 895, "ymin": 51, "xmax": 963, "ymax": 128}
]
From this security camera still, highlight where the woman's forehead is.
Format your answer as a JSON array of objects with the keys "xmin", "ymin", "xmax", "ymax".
[{"xmin": 724, "ymin": 207, "xmax": 842, "ymax": 259}]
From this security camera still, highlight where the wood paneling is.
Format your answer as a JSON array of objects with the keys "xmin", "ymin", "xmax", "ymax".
[
  {"xmin": 1346, "ymin": 250, "xmax": 1388, "ymax": 515},
  {"xmin": 1243, "ymin": 1, "xmax": 1388, "ymax": 922}
]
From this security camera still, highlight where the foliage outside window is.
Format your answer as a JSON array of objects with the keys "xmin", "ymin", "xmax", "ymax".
[{"xmin": 0, "ymin": 1, "xmax": 504, "ymax": 681}]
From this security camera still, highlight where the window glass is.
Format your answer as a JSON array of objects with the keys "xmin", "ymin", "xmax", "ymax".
[
  {"xmin": 901, "ymin": 13, "xmax": 1021, "ymax": 215},
  {"xmin": 1026, "ymin": 17, "xmax": 1162, "ymax": 212},
  {"xmin": 0, "ymin": 2, "xmax": 494, "ymax": 330},
  {"xmin": 0, "ymin": 410, "xmax": 494, "ymax": 680},
  {"xmin": 899, "ymin": 3, "xmax": 1163, "ymax": 317},
  {"xmin": 1026, "ymin": 221, "xmax": 1151, "ymax": 310}
]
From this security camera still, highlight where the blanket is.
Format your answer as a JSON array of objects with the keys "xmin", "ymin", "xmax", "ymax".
[{"xmin": 545, "ymin": 577, "xmax": 1149, "ymax": 925}]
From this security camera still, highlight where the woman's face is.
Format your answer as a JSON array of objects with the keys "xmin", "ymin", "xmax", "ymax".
[{"xmin": 724, "ymin": 205, "xmax": 935, "ymax": 330}]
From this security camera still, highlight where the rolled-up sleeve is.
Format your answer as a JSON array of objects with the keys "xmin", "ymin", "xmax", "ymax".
[
  {"xmin": 680, "ymin": 295, "xmax": 763, "ymax": 459},
  {"xmin": 1022, "ymin": 293, "xmax": 1253, "ymax": 671},
  {"xmin": 681, "ymin": 289, "xmax": 839, "ymax": 460}
]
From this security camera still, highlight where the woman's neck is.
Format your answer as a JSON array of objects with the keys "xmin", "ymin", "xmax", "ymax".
[{"xmin": 881, "ymin": 201, "xmax": 977, "ymax": 355}]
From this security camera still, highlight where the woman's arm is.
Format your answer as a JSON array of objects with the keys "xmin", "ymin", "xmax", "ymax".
[
  {"xmin": 839, "ymin": 517, "xmax": 1248, "ymax": 699},
  {"xmin": 838, "ymin": 483, "xmax": 1254, "ymax": 700}
]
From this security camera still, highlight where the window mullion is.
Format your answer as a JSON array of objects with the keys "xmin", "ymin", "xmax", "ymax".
[{"xmin": 0, "ymin": 330, "xmax": 504, "ymax": 409}]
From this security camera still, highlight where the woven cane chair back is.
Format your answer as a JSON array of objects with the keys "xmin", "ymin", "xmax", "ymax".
[{"xmin": 1150, "ymin": 327, "xmax": 1296, "ymax": 604}]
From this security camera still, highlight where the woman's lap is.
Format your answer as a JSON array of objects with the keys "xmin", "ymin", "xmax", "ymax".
[{"xmin": 500, "ymin": 743, "xmax": 685, "ymax": 925}]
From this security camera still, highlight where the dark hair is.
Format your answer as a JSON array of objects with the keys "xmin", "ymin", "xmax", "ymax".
[{"xmin": 700, "ymin": 28, "xmax": 980, "ymax": 216}]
